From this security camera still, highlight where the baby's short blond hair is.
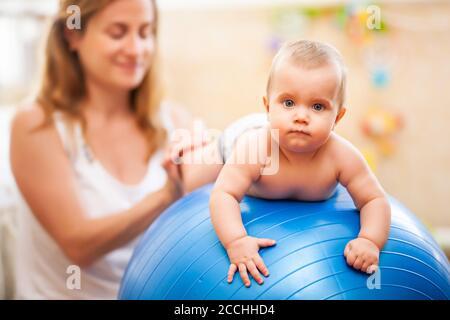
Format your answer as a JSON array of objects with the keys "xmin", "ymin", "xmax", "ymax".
[{"xmin": 266, "ymin": 40, "xmax": 347, "ymax": 108}]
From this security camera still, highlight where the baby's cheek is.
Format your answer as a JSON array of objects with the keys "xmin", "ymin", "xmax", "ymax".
[{"xmin": 269, "ymin": 120, "xmax": 284, "ymax": 136}]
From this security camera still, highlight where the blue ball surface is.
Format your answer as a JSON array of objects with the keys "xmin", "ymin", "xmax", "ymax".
[{"xmin": 119, "ymin": 184, "xmax": 450, "ymax": 300}]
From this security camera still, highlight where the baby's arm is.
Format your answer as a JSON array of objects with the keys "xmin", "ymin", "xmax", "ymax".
[
  {"xmin": 336, "ymin": 139, "xmax": 391, "ymax": 273},
  {"xmin": 210, "ymin": 133, "xmax": 276, "ymax": 287}
]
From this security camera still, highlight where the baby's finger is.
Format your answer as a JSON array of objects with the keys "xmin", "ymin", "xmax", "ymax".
[
  {"xmin": 227, "ymin": 264, "xmax": 237, "ymax": 283},
  {"xmin": 343, "ymin": 242, "xmax": 352, "ymax": 257},
  {"xmin": 246, "ymin": 260, "xmax": 263, "ymax": 285},
  {"xmin": 253, "ymin": 255, "xmax": 270, "ymax": 277},
  {"xmin": 371, "ymin": 256, "xmax": 379, "ymax": 266},
  {"xmin": 353, "ymin": 256, "xmax": 364, "ymax": 270},
  {"xmin": 367, "ymin": 264, "xmax": 379, "ymax": 275},
  {"xmin": 361, "ymin": 261, "xmax": 372, "ymax": 273},
  {"xmin": 257, "ymin": 238, "xmax": 276, "ymax": 248},
  {"xmin": 346, "ymin": 252, "xmax": 356, "ymax": 266},
  {"xmin": 238, "ymin": 263, "xmax": 251, "ymax": 287}
]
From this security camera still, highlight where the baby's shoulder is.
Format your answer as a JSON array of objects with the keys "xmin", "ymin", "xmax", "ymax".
[
  {"xmin": 325, "ymin": 133, "xmax": 368, "ymax": 179},
  {"xmin": 325, "ymin": 132, "xmax": 361, "ymax": 162}
]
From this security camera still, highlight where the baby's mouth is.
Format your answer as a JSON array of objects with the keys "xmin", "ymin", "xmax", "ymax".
[{"xmin": 290, "ymin": 129, "xmax": 311, "ymax": 136}]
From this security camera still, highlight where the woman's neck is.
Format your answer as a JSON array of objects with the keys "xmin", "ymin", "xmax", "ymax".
[{"xmin": 80, "ymin": 77, "xmax": 133, "ymax": 121}]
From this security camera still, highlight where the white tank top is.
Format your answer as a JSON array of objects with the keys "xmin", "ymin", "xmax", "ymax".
[{"xmin": 15, "ymin": 106, "xmax": 173, "ymax": 299}]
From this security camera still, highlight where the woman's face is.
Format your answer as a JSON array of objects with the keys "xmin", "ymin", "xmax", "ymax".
[{"xmin": 68, "ymin": 0, "xmax": 156, "ymax": 91}]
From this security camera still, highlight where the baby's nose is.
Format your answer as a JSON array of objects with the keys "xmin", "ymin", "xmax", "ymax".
[{"xmin": 294, "ymin": 109, "xmax": 309, "ymax": 123}]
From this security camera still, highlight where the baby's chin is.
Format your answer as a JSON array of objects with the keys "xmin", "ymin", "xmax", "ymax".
[
  {"xmin": 281, "ymin": 142, "xmax": 317, "ymax": 154},
  {"xmin": 280, "ymin": 138, "xmax": 326, "ymax": 154}
]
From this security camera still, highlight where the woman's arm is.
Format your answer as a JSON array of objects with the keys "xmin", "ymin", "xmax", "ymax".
[{"xmin": 10, "ymin": 106, "xmax": 181, "ymax": 267}]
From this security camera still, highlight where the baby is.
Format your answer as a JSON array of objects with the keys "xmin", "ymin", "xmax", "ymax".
[{"xmin": 180, "ymin": 40, "xmax": 391, "ymax": 288}]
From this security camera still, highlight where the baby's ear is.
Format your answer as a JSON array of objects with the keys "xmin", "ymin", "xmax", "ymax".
[
  {"xmin": 335, "ymin": 107, "xmax": 346, "ymax": 125},
  {"xmin": 263, "ymin": 96, "xmax": 269, "ymax": 113}
]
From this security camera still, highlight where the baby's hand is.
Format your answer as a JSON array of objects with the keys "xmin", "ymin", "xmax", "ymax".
[
  {"xmin": 344, "ymin": 237, "xmax": 380, "ymax": 274},
  {"xmin": 225, "ymin": 236, "xmax": 276, "ymax": 287}
]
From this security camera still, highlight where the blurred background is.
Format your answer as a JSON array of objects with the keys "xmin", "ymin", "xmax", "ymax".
[{"xmin": 0, "ymin": 0, "xmax": 449, "ymax": 298}]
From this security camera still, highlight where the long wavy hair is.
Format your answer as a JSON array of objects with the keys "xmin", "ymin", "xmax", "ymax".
[{"xmin": 37, "ymin": 0, "xmax": 166, "ymax": 159}]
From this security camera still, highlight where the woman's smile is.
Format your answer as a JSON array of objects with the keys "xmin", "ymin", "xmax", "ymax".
[{"xmin": 114, "ymin": 61, "xmax": 144, "ymax": 73}]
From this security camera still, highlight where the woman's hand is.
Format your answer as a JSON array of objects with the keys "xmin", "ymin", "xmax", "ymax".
[
  {"xmin": 163, "ymin": 122, "xmax": 212, "ymax": 195},
  {"xmin": 166, "ymin": 126, "xmax": 211, "ymax": 166},
  {"xmin": 161, "ymin": 153, "xmax": 184, "ymax": 203},
  {"xmin": 225, "ymin": 235, "xmax": 276, "ymax": 287},
  {"xmin": 344, "ymin": 237, "xmax": 380, "ymax": 274}
]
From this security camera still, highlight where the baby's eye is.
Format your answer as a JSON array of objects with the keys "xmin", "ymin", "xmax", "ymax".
[
  {"xmin": 312, "ymin": 103, "xmax": 324, "ymax": 111},
  {"xmin": 283, "ymin": 99, "xmax": 295, "ymax": 108}
]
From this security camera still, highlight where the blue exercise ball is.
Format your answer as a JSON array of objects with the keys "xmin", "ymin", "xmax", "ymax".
[{"xmin": 119, "ymin": 184, "xmax": 450, "ymax": 300}]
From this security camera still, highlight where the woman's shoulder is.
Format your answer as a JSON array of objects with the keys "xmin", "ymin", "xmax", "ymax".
[
  {"xmin": 11, "ymin": 103, "xmax": 47, "ymax": 132},
  {"xmin": 10, "ymin": 103, "xmax": 63, "ymax": 153}
]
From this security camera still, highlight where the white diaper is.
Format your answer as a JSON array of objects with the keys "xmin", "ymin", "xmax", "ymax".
[{"xmin": 217, "ymin": 113, "xmax": 269, "ymax": 163}]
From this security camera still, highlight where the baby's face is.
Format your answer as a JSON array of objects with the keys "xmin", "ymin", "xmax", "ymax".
[{"xmin": 265, "ymin": 59, "xmax": 345, "ymax": 154}]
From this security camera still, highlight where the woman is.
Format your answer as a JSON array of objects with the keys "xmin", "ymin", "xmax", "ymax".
[{"xmin": 10, "ymin": 0, "xmax": 189, "ymax": 299}]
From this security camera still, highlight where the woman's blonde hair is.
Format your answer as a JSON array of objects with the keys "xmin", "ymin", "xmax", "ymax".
[{"xmin": 37, "ymin": 0, "xmax": 166, "ymax": 159}]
